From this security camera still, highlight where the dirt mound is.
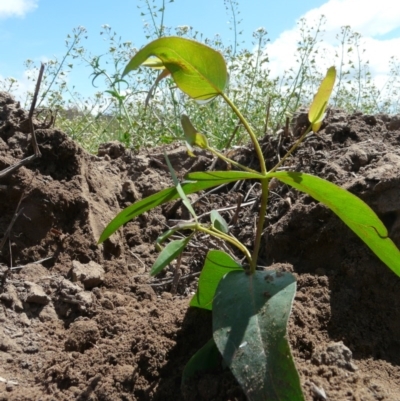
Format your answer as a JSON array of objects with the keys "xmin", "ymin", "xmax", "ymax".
[{"xmin": 0, "ymin": 91, "xmax": 399, "ymax": 400}]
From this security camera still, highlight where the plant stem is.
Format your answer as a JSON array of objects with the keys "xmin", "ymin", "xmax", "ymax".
[
  {"xmin": 221, "ymin": 93, "xmax": 267, "ymax": 174},
  {"xmin": 208, "ymin": 147, "xmax": 260, "ymax": 174},
  {"xmin": 197, "ymin": 225, "xmax": 253, "ymax": 265},
  {"xmin": 221, "ymin": 93, "xmax": 270, "ymax": 272},
  {"xmin": 38, "ymin": 27, "xmax": 86, "ymax": 108},
  {"xmin": 269, "ymin": 125, "xmax": 312, "ymax": 173},
  {"xmin": 250, "ymin": 178, "xmax": 269, "ymax": 273}
]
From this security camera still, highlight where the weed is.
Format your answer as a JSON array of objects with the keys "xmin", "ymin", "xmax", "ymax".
[{"xmin": 3, "ymin": 1, "xmax": 400, "ymax": 153}]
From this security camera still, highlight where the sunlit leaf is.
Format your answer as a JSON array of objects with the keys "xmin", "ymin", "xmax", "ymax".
[
  {"xmin": 141, "ymin": 56, "xmax": 165, "ymax": 69},
  {"xmin": 123, "ymin": 36, "xmax": 228, "ymax": 100},
  {"xmin": 268, "ymin": 171, "xmax": 400, "ymax": 278},
  {"xmin": 190, "ymin": 250, "xmax": 243, "ymax": 310},
  {"xmin": 308, "ymin": 66, "xmax": 336, "ymax": 132},
  {"xmin": 99, "ymin": 171, "xmax": 262, "ymax": 243}
]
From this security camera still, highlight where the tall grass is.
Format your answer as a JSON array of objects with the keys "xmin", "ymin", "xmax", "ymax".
[{"xmin": 2, "ymin": 0, "xmax": 400, "ymax": 153}]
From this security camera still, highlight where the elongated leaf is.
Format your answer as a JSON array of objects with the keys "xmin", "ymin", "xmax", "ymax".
[
  {"xmin": 99, "ymin": 171, "xmax": 262, "ymax": 243},
  {"xmin": 182, "ymin": 338, "xmax": 220, "ymax": 385},
  {"xmin": 308, "ymin": 66, "xmax": 336, "ymax": 132},
  {"xmin": 210, "ymin": 210, "xmax": 229, "ymax": 234},
  {"xmin": 190, "ymin": 250, "xmax": 243, "ymax": 310},
  {"xmin": 213, "ymin": 270, "xmax": 304, "ymax": 401},
  {"xmin": 123, "ymin": 36, "xmax": 228, "ymax": 100},
  {"xmin": 151, "ymin": 237, "xmax": 190, "ymax": 276},
  {"xmin": 268, "ymin": 171, "xmax": 400, "ymax": 277}
]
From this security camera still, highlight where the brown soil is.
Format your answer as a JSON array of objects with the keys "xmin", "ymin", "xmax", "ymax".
[{"xmin": 0, "ymin": 91, "xmax": 400, "ymax": 400}]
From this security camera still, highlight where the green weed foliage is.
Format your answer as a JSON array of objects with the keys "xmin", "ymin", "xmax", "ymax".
[{"xmin": 2, "ymin": 0, "xmax": 400, "ymax": 153}]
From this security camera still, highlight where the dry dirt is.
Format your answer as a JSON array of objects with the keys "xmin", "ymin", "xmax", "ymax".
[{"xmin": 0, "ymin": 91, "xmax": 400, "ymax": 400}]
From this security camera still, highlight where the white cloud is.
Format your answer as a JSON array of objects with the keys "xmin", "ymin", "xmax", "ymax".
[
  {"xmin": 304, "ymin": 0, "xmax": 400, "ymax": 37},
  {"xmin": 0, "ymin": 0, "xmax": 38, "ymax": 19},
  {"xmin": 0, "ymin": 69, "xmax": 38, "ymax": 107},
  {"xmin": 264, "ymin": 0, "xmax": 400, "ymax": 110}
]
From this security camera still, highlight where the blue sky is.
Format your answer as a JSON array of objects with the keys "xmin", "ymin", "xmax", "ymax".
[
  {"xmin": 1, "ymin": 0, "xmax": 324, "ymax": 74},
  {"xmin": 2, "ymin": 0, "xmax": 400, "ymax": 101}
]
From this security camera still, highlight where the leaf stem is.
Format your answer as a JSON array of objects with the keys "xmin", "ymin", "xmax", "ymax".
[
  {"xmin": 197, "ymin": 225, "xmax": 253, "ymax": 266},
  {"xmin": 221, "ymin": 93, "xmax": 267, "ymax": 174},
  {"xmin": 207, "ymin": 147, "xmax": 260, "ymax": 174}
]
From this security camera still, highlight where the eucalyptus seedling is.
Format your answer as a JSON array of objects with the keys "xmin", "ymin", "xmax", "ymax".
[{"xmin": 99, "ymin": 36, "xmax": 400, "ymax": 400}]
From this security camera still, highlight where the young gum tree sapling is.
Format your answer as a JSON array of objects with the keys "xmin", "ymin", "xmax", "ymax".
[{"xmin": 99, "ymin": 37, "xmax": 400, "ymax": 400}]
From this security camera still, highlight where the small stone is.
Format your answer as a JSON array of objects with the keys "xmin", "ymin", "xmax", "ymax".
[
  {"xmin": 23, "ymin": 344, "xmax": 39, "ymax": 354},
  {"xmin": 161, "ymin": 292, "xmax": 173, "ymax": 300},
  {"xmin": 19, "ymin": 312, "xmax": 31, "ymax": 327},
  {"xmin": 0, "ymin": 328, "xmax": 21, "ymax": 352},
  {"xmin": 58, "ymin": 278, "xmax": 83, "ymax": 294},
  {"xmin": 65, "ymin": 319, "xmax": 100, "ymax": 352},
  {"xmin": 24, "ymin": 282, "xmax": 50, "ymax": 305},
  {"xmin": 388, "ymin": 115, "xmax": 400, "ymax": 131},
  {"xmin": 136, "ymin": 285, "xmax": 156, "ymax": 301},
  {"xmin": 39, "ymin": 304, "xmax": 58, "ymax": 322},
  {"xmin": 100, "ymin": 298, "xmax": 114, "ymax": 310},
  {"xmin": 71, "ymin": 260, "xmax": 105, "ymax": 290},
  {"xmin": 0, "ymin": 284, "xmax": 23, "ymax": 311},
  {"xmin": 76, "ymin": 291, "xmax": 93, "ymax": 312}
]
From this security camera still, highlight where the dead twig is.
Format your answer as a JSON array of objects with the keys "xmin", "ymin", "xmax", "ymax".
[
  {"xmin": 263, "ymin": 98, "xmax": 271, "ymax": 136},
  {"xmin": 225, "ymin": 120, "xmax": 242, "ymax": 149},
  {"xmin": 0, "ymin": 63, "xmax": 44, "ymax": 179},
  {"xmin": 170, "ymin": 253, "xmax": 182, "ymax": 295}
]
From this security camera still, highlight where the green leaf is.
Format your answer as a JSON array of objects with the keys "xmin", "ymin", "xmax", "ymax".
[
  {"xmin": 105, "ymin": 89, "xmax": 125, "ymax": 102},
  {"xmin": 190, "ymin": 250, "xmax": 243, "ymax": 311},
  {"xmin": 308, "ymin": 66, "xmax": 336, "ymax": 132},
  {"xmin": 268, "ymin": 171, "xmax": 400, "ymax": 278},
  {"xmin": 182, "ymin": 338, "xmax": 220, "ymax": 385},
  {"xmin": 123, "ymin": 36, "xmax": 228, "ymax": 100},
  {"xmin": 213, "ymin": 270, "xmax": 304, "ymax": 401},
  {"xmin": 213, "ymin": 270, "xmax": 303, "ymax": 400},
  {"xmin": 210, "ymin": 210, "xmax": 229, "ymax": 234},
  {"xmin": 141, "ymin": 56, "xmax": 165, "ymax": 69},
  {"xmin": 99, "ymin": 171, "xmax": 262, "ymax": 243},
  {"xmin": 150, "ymin": 237, "xmax": 190, "ymax": 276}
]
